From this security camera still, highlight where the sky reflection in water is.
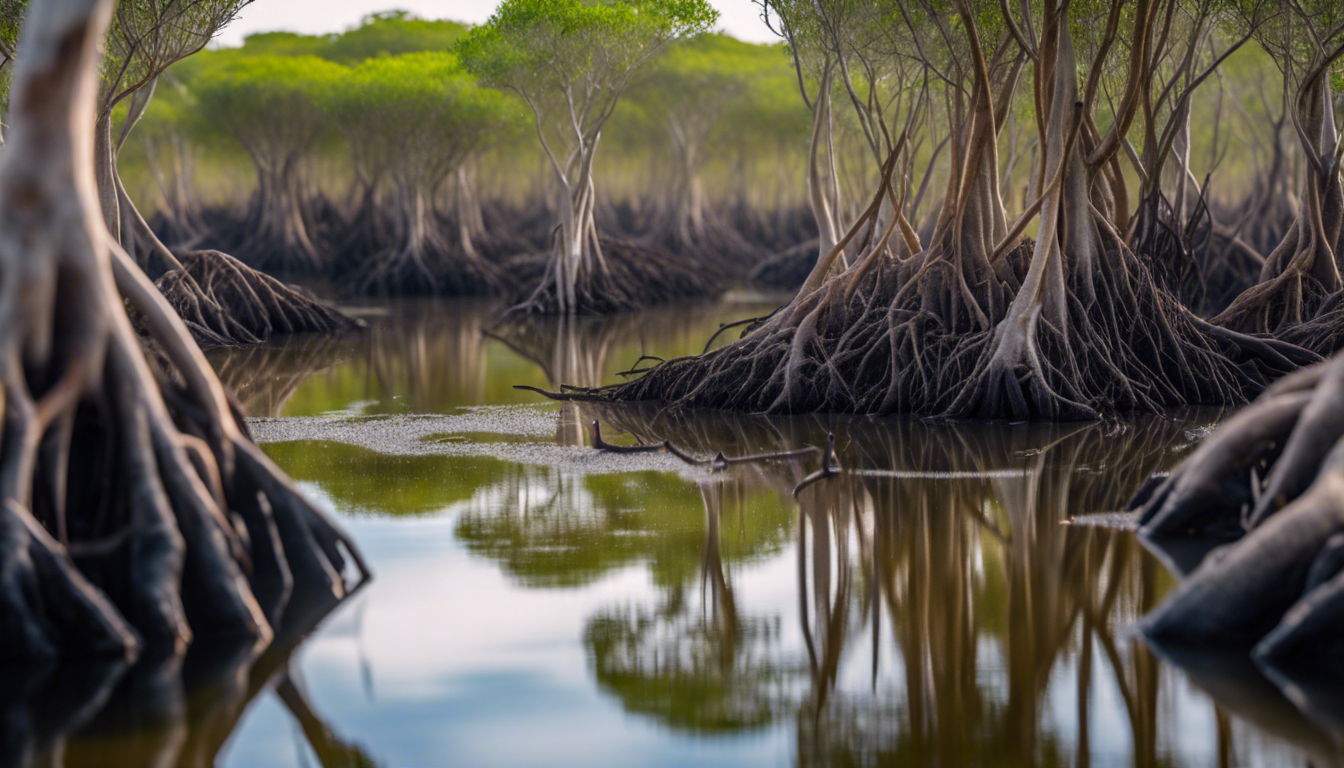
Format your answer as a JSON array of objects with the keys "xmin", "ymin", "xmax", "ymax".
[{"xmin": 19, "ymin": 300, "xmax": 1337, "ymax": 767}]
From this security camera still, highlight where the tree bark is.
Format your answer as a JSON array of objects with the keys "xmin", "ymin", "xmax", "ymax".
[{"xmin": 0, "ymin": 0, "xmax": 368, "ymax": 660}]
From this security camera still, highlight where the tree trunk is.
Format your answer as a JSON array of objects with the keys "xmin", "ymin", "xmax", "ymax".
[
  {"xmin": 244, "ymin": 159, "xmax": 323, "ymax": 274},
  {"xmin": 452, "ymin": 164, "xmax": 487, "ymax": 260},
  {"xmin": 0, "ymin": 0, "xmax": 368, "ymax": 659},
  {"xmin": 1214, "ymin": 72, "xmax": 1344, "ymax": 345}
]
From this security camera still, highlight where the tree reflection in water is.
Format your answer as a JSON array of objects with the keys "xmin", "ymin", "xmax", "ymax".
[
  {"xmin": 584, "ymin": 479, "xmax": 796, "ymax": 731},
  {"xmin": 209, "ymin": 301, "xmax": 493, "ymax": 416},
  {"xmin": 209, "ymin": 301, "xmax": 753, "ymax": 421},
  {"xmin": 547, "ymin": 406, "xmax": 1331, "ymax": 766},
  {"xmin": 489, "ymin": 315, "xmax": 622, "ymax": 446},
  {"xmin": 1, "ymin": 588, "xmax": 374, "ymax": 768},
  {"xmin": 208, "ymin": 333, "xmax": 351, "ymax": 416},
  {"xmin": 197, "ymin": 300, "xmax": 1344, "ymax": 764}
]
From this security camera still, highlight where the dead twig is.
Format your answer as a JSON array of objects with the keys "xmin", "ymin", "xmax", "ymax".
[{"xmin": 587, "ymin": 420, "xmax": 822, "ymax": 471}]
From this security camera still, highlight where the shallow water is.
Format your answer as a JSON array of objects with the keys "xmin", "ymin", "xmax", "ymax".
[{"xmin": 15, "ymin": 299, "xmax": 1344, "ymax": 767}]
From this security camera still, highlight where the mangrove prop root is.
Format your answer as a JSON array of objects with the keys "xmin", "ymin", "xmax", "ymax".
[
  {"xmin": 578, "ymin": 237, "xmax": 1316, "ymax": 419},
  {"xmin": 1141, "ymin": 440, "xmax": 1344, "ymax": 651},
  {"xmin": 572, "ymin": 13, "xmax": 1318, "ymax": 419},
  {"xmin": 154, "ymin": 250, "xmax": 361, "ymax": 347},
  {"xmin": 0, "ymin": 0, "xmax": 368, "ymax": 660},
  {"xmin": 507, "ymin": 238, "xmax": 724, "ymax": 316},
  {"xmin": 1139, "ymin": 347, "xmax": 1344, "ymax": 683},
  {"xmin": 1135, "ymin": 356, "xmax": 1344, "ymax": 538}
]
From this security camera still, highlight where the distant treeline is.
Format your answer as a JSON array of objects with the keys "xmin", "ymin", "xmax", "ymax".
[
  {"xmin": 110, "ymin": 8, "xmax": 1291, "ymax": 306},
  {"xmin": 115, "ymin": 11, "xmax": 816, "ymax": 294}
]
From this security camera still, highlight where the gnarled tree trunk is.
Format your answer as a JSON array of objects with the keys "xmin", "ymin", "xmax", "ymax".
[
  {"xmin": 98, "ymin": 79, "xmax": 356, "ymax": 347},
  {"xmin": 0, "ymin": 0, "xmax": 368, "ymax": 660},
  {"xmin": 1216, "ymin": 68, "xmax": 1344, "ymax": 352}
]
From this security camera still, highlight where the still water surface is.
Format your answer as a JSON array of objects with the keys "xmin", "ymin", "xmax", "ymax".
[{"xmin": 16, "ymin": 300, "xmax": 1344, "ymax": 766}]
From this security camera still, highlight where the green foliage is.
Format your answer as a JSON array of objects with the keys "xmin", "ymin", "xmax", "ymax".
[
  {"xmin": 237, "ymin": 30, "xmax": 335, "ymax": 57},
  {"xmin": 611, "ymin": 33, "xmax": 808, "ymax": 168},
  {"xmin": 128, "ymin": 8, "xmax": 813, "ymax": 224},
  {"xmin": 192, "ymin": 53, "xmax": 348, "ymax": 161},
  {"xmin": 456, "ymin": 469, "xmax": 793, "ymax": 589},
  {"xmin": 264, "ymin": 441, "xmax": 511, "ymax": 517},
  {"xmin": 456, "ymin": 0, "xmax": 717, "ymax": 117},
  {"xmin": 328, "ymin": 51, "xmax": 523, "ymax": 183},
  {"xmin": 324, "ymin": 11, "xmax": 468, "ymax": 62}
]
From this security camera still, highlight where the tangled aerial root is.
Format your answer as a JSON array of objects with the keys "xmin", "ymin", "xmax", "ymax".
[
  {"xmin": 0, "ymin": 0, "xmax": 369, "ymax": 660},
  {"xmin": 507, "ymin": 238, "xmax": 725, "ymax": 316},
  {"xmin": 1211, "ymin": 264, "xmax": 1333, "ymax": 341},
  {"xmin": 154, "ymin": 250, "xmax": 360, "ymax": 347},
  {"xmin": 1276, "ymin": 290, "xmax": 1344, "ymax": 355},
  {"xmin": 748, "ymin": 239, "xmax": 820, "ymax": 292},
  {"xmin": 944, "ymin": 237, "xmax": 1317, "ymax": 420},
  {"xmin": 356, "ymin": 245, "xmax": 499, "ymax": 297},
  {"xmin": 0, "ymin": 500, "xmax": 138, "ymax": 659},
  {"xmin": 1136, "ymin": 352, "xmax": 1344, "ymax": 682},
  {"xmin": 583, "ymin": 234, "xmax": 1315, "ymax": 419}
]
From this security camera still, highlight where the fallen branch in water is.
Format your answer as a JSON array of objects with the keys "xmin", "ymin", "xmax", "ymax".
[
  {"xmin": 793, "ymin": 434, "xmax": 841, "ymax": 496},
  {"xmin": 587, "ymin": 420, "xmax": 823, "ymax": 471},
  {"xmin": 615, "ymin": 355, "xmax": 665, "ymax": 377}
]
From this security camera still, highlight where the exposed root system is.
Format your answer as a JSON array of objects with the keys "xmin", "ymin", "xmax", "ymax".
[
  {"xmin": 1136, "ymin": 350, "xmax": 1344, "ymax": 681},
  {"xmin": 567, "ymin": 7, "xmax": 1317, "ymax": 419},
  {"xmin": 508, "ymin": 238, "xmax": 724, "ymax": 316},
  {"xmin": 0, "ymin": 0, "xmax": 368, "ymax": 659},
  {"xmin": 582, "ymin": 229, "xmax": 1312, "ymax": 419},
  {"xmin": 155, "ymin": 250, "xmax": 360, "ymax": 347}
]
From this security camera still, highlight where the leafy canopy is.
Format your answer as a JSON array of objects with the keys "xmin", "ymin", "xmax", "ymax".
[
  {"xmin": 323, "ymin": 11, "xmax": 469, "ymax": 62},
  {"xmin": 456, "ymin": 0, "xmax": 718, "ymax": 118},
  {"xmin": 328, "ymin": 52, "xmax": 522, "ymax": 183},
  {"xmin": 191, "ymin": 54, "xmax": 348, "ymax": 162}
]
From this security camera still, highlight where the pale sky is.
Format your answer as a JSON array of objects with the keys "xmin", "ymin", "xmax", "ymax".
[{"xmin": 219, "ymin": 0, "xmax": 778, "ymax": 46}]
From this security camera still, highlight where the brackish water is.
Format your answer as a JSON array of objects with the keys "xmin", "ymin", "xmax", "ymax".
[{"xmin": 14, "ymin": 299, "xmax": 1344, "ymax": 767}]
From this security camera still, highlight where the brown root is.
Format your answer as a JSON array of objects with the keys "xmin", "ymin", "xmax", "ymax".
[
  {"xmin": 1211, "ymin": 263, "xmax": 1332, "ymax": 340},
  {"xmin": 154, "ymin": 250, "xmax": 361, "ymax": 347},
  {"xmin": 1141, "ymin": 440, "xmax": 1344, "ymax": 649},
  {"xmin": 0, "ymin": 500, "xmax": 137, "ymax": 660},
  {"xmin": 1137, "ymin": 345, "xmax": 1344, "ymax": 687},
  {"xmin": 352, "ymin": 221, "xmax": 501, "ymax": 297},
  {"xmin": 0, "ymin": 0, "xmax": 368, "ymax": 660},
  {"xmin": 944, "ymin": 235, "xmax": 1314, "ymax": 420},
  {"xmin": 587, "ymin": 235, "xmax": 1313, "ymax": 419},
  {"xmin": 506, "ymin": 238, "xmax": 724, "ymax": 316},
  {"xmin": 1137, "ymin": 353, "xmax": 1344, "ymax": 538}
]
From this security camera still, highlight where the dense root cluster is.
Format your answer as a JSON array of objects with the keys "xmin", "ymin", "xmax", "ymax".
[
  {"xmin": 1133, "ymin": 192, "xmax": 1262, "ymax": 318},
  {"xmin": 589, "ymin": 232, "xmax": 1313, "ymax": 419},
  {"xmin": 0, "ymin": 0, "xmax": 368, "ymax": 661},
  {"xmin": 747, "ymin": 239, "xmax": 820, "ymax": 292},
  {"xmin": 154, "ymin": 250, "xmax": 359, "ymax": 347},
  {"xmin": 175, "ymin": 197, "xmax": 804, "ymax": 306},
  {"xmin": 1136, "ymin": 353, "xmax": 1344, "ymax": 682},
  {"xmin": 507, "ymin": 238, "xmax": 727, "ymax": 316}
]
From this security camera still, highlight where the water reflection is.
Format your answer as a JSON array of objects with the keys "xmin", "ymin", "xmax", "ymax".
[
  {"xmin": 209, "ymin": 301, "xmax": 771, "ymax": 419},
  {"xmin": 209, "ymin": 334, "xmax": 351, "ymax": 417},
  {"xmin": 4, "ymin": 590, "xmax": 368, "ymax": 768},
  {"xmin": 562, "ymin": 407, "xmax": 1322, "ymax": 765},
  {"xmin": 191, "ymin": 299, "xmax": 1344, "ymax": 765},
  {"xmin": 489, "ymin": 315, "xmax": 622, "ymax": 446},
  {"xmin": 584, "ymin": 479, "xmax": 794, "ymax": 732},
  {"xmin": 455, "ymin": 464, "xmax": 793, "ymax": 589}
]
